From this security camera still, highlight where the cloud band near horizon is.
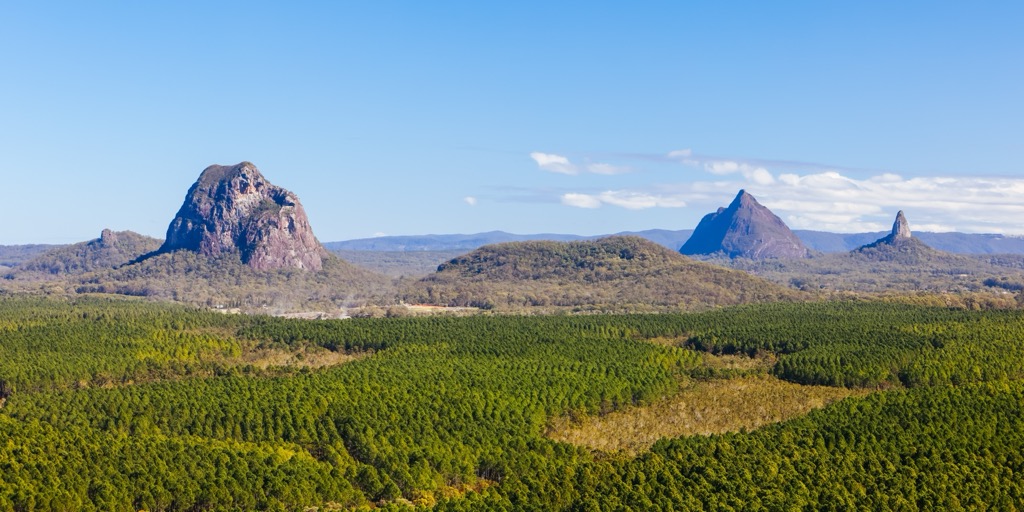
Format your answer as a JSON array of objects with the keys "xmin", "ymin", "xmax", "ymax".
[{"xmin": 531, "ymin": 149, "xmax": 1024, "ymax": 235}]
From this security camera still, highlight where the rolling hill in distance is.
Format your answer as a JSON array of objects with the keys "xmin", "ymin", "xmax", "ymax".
[
  {"xmin": 3, "ymin": 163, "xmax": 1024, "ymax": 313},
  {"xmin": 324, "ymin": 228, "xmax": 1024, "ymax": 255},
  {"xmin": 403, "ymin": 235, "xmax": 802, "ymax": 312}
]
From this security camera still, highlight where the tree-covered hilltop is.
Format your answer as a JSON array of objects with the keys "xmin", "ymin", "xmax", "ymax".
[
  {"xmin": 73, "ymin": 250, "xmax": 394, "ymax": 311},
  {"xmin": 407, "ymin": 236, "xmax": 804, "ymax": 311},
  {"xmin": 708, "ymin": 239, "xmax": 1024, "ymax": 297},
  {"xmin": 9, "ymin": 230, "xmax": 161, "ymax": 277},
  {"xmin": 331, "ymin": 249, "xmax": 464, "ymax": 278},
  {"xmin": 3, "ymin": 298, "xmax": 1024, "ymax": 509}
]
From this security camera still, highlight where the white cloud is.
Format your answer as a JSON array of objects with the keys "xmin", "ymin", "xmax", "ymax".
[
  {"xmin": 560, "ymin": 191, "xmax": 686, "ymax": 210},
  {"xmin": 701, "ymin": 159, "xmax": 775, "ymax": 185},
  {"xmin": 561, "ymin": 193, "xmax": 602, "ymax": 208},
  {"xmin": 680, "ymin": 170, "xmax": 1024, "ymax": 233},
  {"xmin": 530, "ymin": 152, "xmax": 578, "ymax": 175},
  {"xmin": 598, "ymin": 191, "xmax": 686, "ymax": 209},
  {"xmin": 463, "ymin": 196, "xmax": 478, "ymax": 206},
  {"xmin": 531, "ymin": 152, "xmax": 632, "ymax": 176},
  {"xmin": 551, "ymin": 166, "xmax": 1024, "ymax": 233},
  {"xmin": 533, "ymin": 148, "xmax": 1024, "ymax": 233}
]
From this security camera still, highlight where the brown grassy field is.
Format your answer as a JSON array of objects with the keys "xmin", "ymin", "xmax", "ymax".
[{"xmin": 547, "ymin": 365, "xmax": 865, "ymax": 455}]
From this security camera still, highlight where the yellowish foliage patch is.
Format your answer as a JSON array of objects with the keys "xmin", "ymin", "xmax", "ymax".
[{"xmin": 547, "ymin": 374, "xmax": 865, "ymax": 455}]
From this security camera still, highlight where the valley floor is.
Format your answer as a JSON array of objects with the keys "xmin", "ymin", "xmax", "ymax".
[{"xmin": 1, "ymin": 298, "xmax": 1024, "ymax": 510}]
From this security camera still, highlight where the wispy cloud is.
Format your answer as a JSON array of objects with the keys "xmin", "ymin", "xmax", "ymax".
[
  {"xmin": 463, "ymin": 196, "xmax": 478, "ymax": 206},
  {"xmin": 530, "ymin": 152, "xmax": 631, "ymax": 176},
  {"xmin": 559, "ymin": 171, "xmax": 1024, "ymax": 233},
  {"xmin": 530, "ymin": 152, "xmax": 578, "ymax": 175},
  {"xmin": 528, "ymin": 147, "xmax": 1024, "ymax": 233},
  {"xmin": 561, "ymin": 193, "xmax": 602, "ymax": 208},
  {"xmin": 668, "ymin": 148, "xmax": 774, "ymax": 185},
  {"xmin": 561, "ymin": 191, "xmax": 687, "ymax": 210}
]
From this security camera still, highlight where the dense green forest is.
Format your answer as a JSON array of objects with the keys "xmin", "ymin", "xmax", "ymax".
[{"xmin": 2, "ymin": 297, "xmax": 1024, "ymax": 510}]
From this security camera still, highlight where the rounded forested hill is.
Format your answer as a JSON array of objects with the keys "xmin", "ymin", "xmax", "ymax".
[
  {"xmin": 75, "ymin": 250, "xmax": 394, "ymax": 311},
  {"xmin": 14, "ymin": 229, "xmax": 161, "ymax": 277},
  {"xmin": 408, "ymin": 235, "xmax": 803, "ymax": 311}
]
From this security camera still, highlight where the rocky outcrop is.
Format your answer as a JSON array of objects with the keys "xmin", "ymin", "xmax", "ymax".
[
  {"xmin": 891, "ymin": 211, "xmax": 912, "ymax": 240},
  {"xmin": 680, "ymin": 190, "xmax": 810, "ymax": 259},
  {"xmin": 860, "ymin": 211, "xmax": 917, "ymax": 249},
  {"xmin": 159, "ymin": 162, "xmax": 326, "ymax": 271},
  {"xmin": 852, "ymin": 211, "xmax": 943, "ymax": 263}
]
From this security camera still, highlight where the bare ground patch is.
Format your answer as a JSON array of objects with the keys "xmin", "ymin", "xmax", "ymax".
[{"xmin": 237, "ymin": 344, "xmax": 368, "ymax": 370}]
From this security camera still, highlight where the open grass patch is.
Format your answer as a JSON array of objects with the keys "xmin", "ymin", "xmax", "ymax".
[{"xmin": 547, "ymin": 373, "xmax": 865, "ymax": 455}]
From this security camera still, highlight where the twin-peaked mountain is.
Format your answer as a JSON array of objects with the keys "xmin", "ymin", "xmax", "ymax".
[{"xmin": 680, "ymin": 190, "xmax": 810, "ymax": 259}]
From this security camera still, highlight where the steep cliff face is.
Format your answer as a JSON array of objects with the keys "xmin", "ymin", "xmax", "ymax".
[
  {"xmin": 159, "ymin": 162, "xmax": 326, "ymax": 271},
  {"xmin": 680, "ymin": 190, "xmax": 810, "ymax": 259},
  {"xmin": 889, "ymin": 211, "xmax": 912, "ymax": 241}
]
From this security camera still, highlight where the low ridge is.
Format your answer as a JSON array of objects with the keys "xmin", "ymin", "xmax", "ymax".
[
  {"xmin": 680, "ymin": 190, "xmax": 810, "ymax": 259},
  {"xmin": 159, "ymin": 162, "xmax": 326, "ymax": 271},
  {"xmin": 407, "ymin": 235, "xmax": 801, "ymax": 311},
  {"xmin": 15, "ymin": 229, "xmax": 161, "ymax": 276}
]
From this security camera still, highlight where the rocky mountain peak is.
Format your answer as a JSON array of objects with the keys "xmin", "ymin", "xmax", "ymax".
[
  {"xmin": 99, "ymin": 228, "xmax": 118, "ymax": 246},
  {"xmin": 892, "ymin": 210, "xmax": 912, "ymax": 240},
  {"xmin": 158, "ymin": 162, "xmax": 326, "ymax": 271},
  {"xmin": 680, "ymin": 190, "xmax": 810, "ymax": 259},
  {"xmin": 855, "ymin": 210, "xmax": 931, "ymax": 254}
]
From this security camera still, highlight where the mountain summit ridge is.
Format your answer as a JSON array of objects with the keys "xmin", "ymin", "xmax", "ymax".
[
  {"xmin": 159, "ymin": 162, "xmax": 326, "ymax": 271},
  {"xmin": 679, "ymin": 190, "xmax": 810, "ymax": 259}
]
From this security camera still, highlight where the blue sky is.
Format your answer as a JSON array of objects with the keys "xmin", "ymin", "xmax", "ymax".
[{"xmin": 2, "ymin": 2, "xmax": 1022, "ymax": 244}]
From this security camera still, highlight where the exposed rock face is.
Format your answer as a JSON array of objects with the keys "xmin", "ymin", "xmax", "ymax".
[
  {"xmin": 680, "ymin": 190, "xmax": 810, "ymax": 259},
  {"xmin": 853, "ymin": 211, "xmax": 943, "ymax": 262},
  {"xmin": 159, "ymin": 162, "xmax": 326, "ymax": 271},
  {"xmin": 858, "ymin": 211, "xmax": 920, "ymax": 250},
  {"xmin": 891, "ymin": 210, "xmax": 912, "ymax": 240},
  {"xmin": 99, "ymin": 228, "xmax": 118, "ymax": 246}
]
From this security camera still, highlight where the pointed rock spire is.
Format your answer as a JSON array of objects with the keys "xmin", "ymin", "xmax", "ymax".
[
  {"xmin": 892, "ymin": 210, "xmax": 912, "ymax": 240},
  {"xmin": 855, "ymin": 210, "xmax": 924, "ymax": 251}
]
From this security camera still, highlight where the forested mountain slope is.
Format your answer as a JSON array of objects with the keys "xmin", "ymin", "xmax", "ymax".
[
  {"xmin": 73, "ymin": 250, "xmax": 393, "ymax": 311},
  {"xmin": 10, "ymin": 229, "xmax": 160, "ymax": 277},
  {"xmin": 407, "ymin": 236, "xmax": 802, "ymax": 311}
]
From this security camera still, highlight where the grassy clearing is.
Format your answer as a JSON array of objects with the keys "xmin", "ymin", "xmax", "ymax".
[
  {"xmin": 547, "ymin": 371, "xmax": 865, "ymax": 455},
  {"xmin": 236, "ymin": 344, "xmax": 367, "ymax": 370}
]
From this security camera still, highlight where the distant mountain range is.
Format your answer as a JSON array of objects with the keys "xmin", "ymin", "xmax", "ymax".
[
  {"xmin": 4, "ymin": 169, "xmax": 1024, "ymax": 313},
  {"xmin": 323, "ymin": 228, "xmax": 1024, "ymax": 255}
]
